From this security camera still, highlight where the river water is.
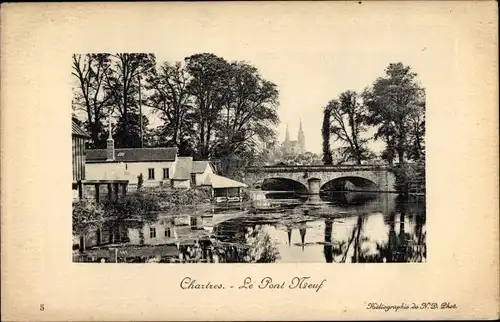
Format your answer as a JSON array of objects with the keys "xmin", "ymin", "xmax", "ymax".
[
  {"xmin": 76, "ymin": 192, "xmax": 426, "ymax": 264},
  {"xmin": 213, "ymin": 192, "xmax": 426, "ymax": 263}
]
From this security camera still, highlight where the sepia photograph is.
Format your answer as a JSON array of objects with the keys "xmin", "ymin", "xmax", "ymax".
[
  {"xmin": 2, "ymin": 1, "xmax": 498, "ymax": 321},
  {"xmin": 71, "ymin": 52, "xmax": 426, "ymax": 264}
]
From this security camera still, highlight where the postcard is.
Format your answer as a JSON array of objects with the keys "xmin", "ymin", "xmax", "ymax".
[{"xmin": 1, "ymin": 1, "xmax": 498, "ymax": 320}]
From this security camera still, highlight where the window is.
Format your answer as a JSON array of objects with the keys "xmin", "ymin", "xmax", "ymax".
[
  {"xmin": 164, "ymin": 228, "xmax": 171, "ymax": 238},
  {"xmin": 149, "ymin": 227, "xmax": 156, "ymax": 238},
  {"xmin": 190, "ymin": 216, "xmax": 197, "ymax": 227},
  {"xmin": 163, "ymin": 168, "xmax": 170, "ymax": 179},
  {"xmin": 190, "ymin": 173, "xmax": 197, "ymax": 185},
  {"xmin": 148, "ymin": 168, "xmax": 155, "ymax": 180}
]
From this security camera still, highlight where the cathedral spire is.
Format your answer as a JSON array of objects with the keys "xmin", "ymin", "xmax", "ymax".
[
  {"xmin": 285, "ymin": 123, "xmax": 290, "ymax": 143},
  {"xmin": 298, "ymin": 118, "xmax": 305, "ymax": 153}
]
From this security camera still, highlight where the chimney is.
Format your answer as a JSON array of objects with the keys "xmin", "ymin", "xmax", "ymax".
[{"xmin": 106, "ymin": 118, "xmax": 115, "ymax": 161}]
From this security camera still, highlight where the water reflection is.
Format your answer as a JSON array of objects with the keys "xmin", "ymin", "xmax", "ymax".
[{"xmin": 74, "ymin": 192, "xmax": 426, "ymax": 263}]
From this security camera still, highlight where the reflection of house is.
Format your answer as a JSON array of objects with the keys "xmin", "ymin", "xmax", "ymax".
[
  {"xmin": 72, "ymin": 120, "xmax": 128, "ymax": 201},
  {"xmin": 84, "ymin": 130, "xmax": 247, "ymax": 200}
]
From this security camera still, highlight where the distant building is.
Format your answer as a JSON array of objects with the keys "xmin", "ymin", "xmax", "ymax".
[
  {"xmin": 282, "ymin": 120, "xmax": 305, "ymax": 155},
  {"xmin": 268, "ymin": 120, "xmax": 306, "ymax": 162}
]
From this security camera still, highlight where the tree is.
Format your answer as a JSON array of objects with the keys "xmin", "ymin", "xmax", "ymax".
[
  {"xmin": 327, "ymin": 91, "xmax": 371, "ymax": 165},
  {"xmin": 212, "ymin": 61, "xmax": 279, "ymax": 173},
  {"xmin": 407, "ymin": 100, "xmax": 426, "ymax": 162},
  {"xmin": 185, "ymin": 53, "xmax": 230, "ymax": 159},
  {"xmin": 72, "ymin": 53, "xmax": 113, "ymax": 148},
  {"xmin": 363, "ymin": 63, "xmax": 426, "ymax": 165},
  {"xmin": 104, "ymin": 53, "xmax": 156, "ymax": 147},
  {"xmin": 273, "ymin": 152, "xmax": 323, "ymax": 166},
  {"xmin": 322, "ymin": 104, "xmax": 333, "ymax": 164},
  {"xmin": 146, "ymin": 61, "xmax": 195, "ymax": 155}
]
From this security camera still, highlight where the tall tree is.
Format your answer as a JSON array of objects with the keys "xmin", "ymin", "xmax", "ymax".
[
  {"xmin": 407, "ymin": 100, "xmax": 426, "ymax": 162},
  {"xmin": 213, "ymin": 61, "xmax": 279, "ymax": 172},
  {"xmin": 104, "ymin": 53, "xmax": 156, "ymax": 147},
  {"xmin": 71, "ymin": 53, "xmax": 113, "ymax": 148},
  {"xmin": 363, "ymin": 63, "xmax": 425, "ymax": 165},
  {"xmin": 185, "ymin": 53, "xmax": 230, "ymax": 159},
  {"xmin": 145, "ymin": 61, "xmax": 195, "ymax": 155},
  {"xmin": 322, "ymin": 104, "xmax": 333, "ymax": 165},
  {"xmin": 327, "ymin": 91, "xmax": 371, "ymax": 165}
]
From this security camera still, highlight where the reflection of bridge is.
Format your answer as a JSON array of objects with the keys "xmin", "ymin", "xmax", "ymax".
[{"xmin": 245, "ymin": 164, "xmax": 397, "ymax": 194}]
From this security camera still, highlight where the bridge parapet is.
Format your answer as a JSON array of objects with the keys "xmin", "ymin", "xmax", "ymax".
[
  {"xmin": 246, "ymin": 164, "xmax": 393, "ymax": 173},
  {"xmin": 244, "ymin": 164, "xmax": 399, "ymax": 193}
]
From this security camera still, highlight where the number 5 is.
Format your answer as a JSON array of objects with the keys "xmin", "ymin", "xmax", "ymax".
[{"xmin": 40, "ymin": 304, "xmax": 44, "ymax": 311}]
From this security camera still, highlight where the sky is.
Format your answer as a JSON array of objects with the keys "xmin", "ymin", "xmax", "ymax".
[
  {"xmin": 91, "ymin": 3, "xmax": 436, "ymax": 155},
  {"xmin": 150, "ymin": 51, "xmax": 427, "ymax": 155}
]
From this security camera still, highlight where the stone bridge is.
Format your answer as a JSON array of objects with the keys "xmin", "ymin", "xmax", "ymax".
[{"xmin": 244, "ymin": 164, "xmax": 397, "ymax": 194}]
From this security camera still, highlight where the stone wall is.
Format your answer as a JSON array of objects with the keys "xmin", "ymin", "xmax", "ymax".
[{"xmin": 246, "ymin": 168, "xmax": 396, "ymax": 193}]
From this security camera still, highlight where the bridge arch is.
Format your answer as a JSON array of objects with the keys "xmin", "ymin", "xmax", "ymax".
[
  {"xmin": 261, "ymin": 177, "xmax": 309, "ymax": 196},
  {"xmin": 321, "ymin": 176, "xmax": 379, "ymax": 192}
]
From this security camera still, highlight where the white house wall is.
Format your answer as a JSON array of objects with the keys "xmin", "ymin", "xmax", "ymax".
[
  {"xmin": 85, "ymin": 161, "xmax": 176, "ymax": 187},
  {"xmin": 172, "ymin": 179, "xmax": 190, "ymax": 189},
  {"xmin": 194, "ymin": 164, "xmax": 213, "ymax": 186}
]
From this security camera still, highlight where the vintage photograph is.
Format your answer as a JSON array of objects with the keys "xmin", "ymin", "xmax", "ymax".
[{"xmin": 71, "ymin": 52, "xmax": 426, "ymax": 264}]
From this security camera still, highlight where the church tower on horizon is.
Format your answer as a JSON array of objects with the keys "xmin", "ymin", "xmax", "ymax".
[
  {"xmin": 281, "ymin": 120, "xmax": 306, "ymax": 156},
  {"xmin": 298, "ymin": 119, "xmax": 305, "ymax": 153}
]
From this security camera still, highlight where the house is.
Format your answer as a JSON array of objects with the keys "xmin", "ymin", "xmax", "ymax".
[
  {"xmin": 72, "ymin": 120, "xmax": 128, "ymax": 202},
  {"xmin": 85, "ymin": 130, "xmax": 178, "ymax": 188},
  {"xmin": 84, "ymin": 129, "xmax": 247, "ymax": 201},
  {"xmin": 201, "ymin": 173, "xmax": 247, "ymax": 203},
  {"xmin": 171, "ymin": 157, "xmax": 214, "ymax": 189}
]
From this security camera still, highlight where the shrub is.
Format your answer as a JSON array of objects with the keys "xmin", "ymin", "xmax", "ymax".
[
  {"xmin": 72, "ymin": 199, "xmax": 103, "ymax": 236},
  {"xmin": 392, "ymin": 163, "xmax": 421, "ymax": 193}
]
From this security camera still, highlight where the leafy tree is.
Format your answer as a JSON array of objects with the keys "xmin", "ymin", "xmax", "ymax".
[
  {"xmin": 327, "ymin": 91, "xmax": 371, "ymax": 164},
  {"xmin": 322, "ymin": 104, "xmax": 333, "ymax": 164},
  {"xmin": 104, "ymin": 53, "xmax": 156, "ymax": 147},
  {"xmin": 274, "ymin": 152, "xmax": 323, "ymax": 166},
  {"xmin": 213, "ymin": 61, "xmax": 279, "ymax": 172},
  {"xmin": 113, "ymin": 113, "xmax": 150, "ymax": 148},
  {"xmin": 145, "ymin": 61, "xmax": 195, "ymax": 155},
  {"xmin": 363, "ymin": 63, "xmax": 425, "ymax": 165},
  {"xmin": 407, "ymin": 101, "xmax": 426, "ymax": 162},
  {"xmin": 72, "ymin": 53, "xmax": 113, "ymax": 148},
  {"xmin": 185, "ymin": 53, "xmax": 230, "ymax": 159}
]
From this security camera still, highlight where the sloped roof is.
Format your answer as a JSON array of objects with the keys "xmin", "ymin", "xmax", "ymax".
[
  {"xmin": 86, "ymin": 147, "xmax": 178, "ymax": 163},
  {"xmin": 191, "ymin": 161, "xmax": 210, "ymax": 173},
  {"xmin": 173, "ymin": 157, "xmax": 193, "ymax": 180},
  {"xmin": 72, "ymin": 120, "xmax": 90, "ymax": 138},
  {"xmin": 202, "ymin": 173, "xmax": 247, "ymax": 188}
]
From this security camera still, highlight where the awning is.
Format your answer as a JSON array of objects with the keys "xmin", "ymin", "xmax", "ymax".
[{"xmin": 203, "ymin": 173, "xmax": 248, "ymax": 189}]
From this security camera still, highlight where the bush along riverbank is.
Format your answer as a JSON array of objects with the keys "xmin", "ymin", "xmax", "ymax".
[{"xmin": 392, "ymin": 163, "xmax": 425, "ymax": 196}]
